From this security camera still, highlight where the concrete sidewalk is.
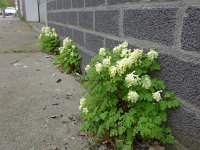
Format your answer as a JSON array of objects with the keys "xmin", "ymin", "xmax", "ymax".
[{"xmin": 0, "ymin": 18, "xmax": 89, "ymax": 150}]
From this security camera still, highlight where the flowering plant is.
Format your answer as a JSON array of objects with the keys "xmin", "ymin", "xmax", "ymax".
[
  {"xmin": 54, "ymin": 37, "xmax": 81, "ymax": 73},
  {"xmin": 39, "ymin": 26, "xmax": 60, "ymax": 53},
  {"xmin": 80, "ymin": 42, "xmax": 180, "ymax": 149}
]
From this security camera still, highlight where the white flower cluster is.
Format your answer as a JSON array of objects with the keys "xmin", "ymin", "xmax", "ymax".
[
  {"xmin": 142, "ymin": 76, "xmax": 151, "ymax": 89},
  {"xmin": 58, "ymin": 37, "xmax": 75, "ymax": 54},
  {"xmin": 109, "ymin": 66, "xmax": 117, "ymax": 77},
  {"xmin": 153, "ymin": 90, "xmax": 162, "ymax": 102},
  {"xmin": 127, "ymin": 91, "xmax": 139, "ymax": 103},
  {"xmin": 39, "ymin": 26, "xmax": 58, "ymax": 38},
  {"xmin": 99, "ymin": 48, "xmax": 106, "ymax": 56},
  {"xmin": 93, "ymin": 42, "xmax": 145, "ymax": 76},
  {"xmin": 115, "ymin": 49, "xmax": 143, "ymax": 76},
  {"xmin": 79, "ymin": 97, "xmax": 89, "ymax": 114},
  {"xmin": 147, "ymin": 49, "xmax": 158, "ymax": 61},
  {"xmin": 113, "ymin": 41, "xmax": 129, "ymax": 53},
  {"xmin": 95, "ymin": 62, "xmax": 103, "ymax": 74},
  {"xmin": 125, "ymin": 72, "xmax": 140, "ymax": 87},
  {"xmin": 102, "ymin": 57, "xmax": 111, "ymax": 67},
  {"xmin": 63, "ymin": 37, "xmax": 73, "ymax": 48},
  {"xmin": 85, "ymin": 41, "xmax": 162, "ymax": 104},
  {"xmin": 85, "ymin": 65, "xmax": 90, "ymax": 72},
  {"xmin": 58, "ymin": 47, "xmax": 64, "ymax": 54}
]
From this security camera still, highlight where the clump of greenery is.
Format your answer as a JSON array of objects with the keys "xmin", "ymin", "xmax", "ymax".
[
  {"xmin": 80, "ymin": 41, "xmax": 180, "ymax": 150},
  {"xmin": 39, "ymin": 26, "xmax": 60, "ymax": 53},
  {"xmin": 54, "ymin": 37, "xmax": 81, "ymax": 73}
]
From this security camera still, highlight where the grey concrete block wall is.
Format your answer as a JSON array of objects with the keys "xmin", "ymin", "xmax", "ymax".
[
  {"xmin": 47, "ymin": 0, "xmax": 200, "ymax": 149},
  {"xmin": 123, "ymin": 8, "xmax": 177, "ymax": 46}
]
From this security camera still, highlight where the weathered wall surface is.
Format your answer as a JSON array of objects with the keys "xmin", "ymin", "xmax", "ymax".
[{"xmin": 46, "ymin": 0, "xmax": 200, "ymax": 149}]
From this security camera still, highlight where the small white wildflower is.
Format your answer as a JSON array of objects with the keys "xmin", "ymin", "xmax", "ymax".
[
  {"xmin": 85, "ymin": 65, "xmax": 90, "ymax": 72},
  {"xmin": 80, "ymin": 97, "xmax": 86, "ymax": 105},
  {"xmin": 99, "ymin": 48, "xmax": 106, "ymax": 56},
  {"xmin": 128, "ymin": 49, "xmax": 143, "ymax": 66},
  {"xmin": 116, "ymin": 60, "xmax": 126, "ymax": 75},
  {"xmin": 113, "ymin": 46, "xmax": 119, "ymax": 53},
  {"xmin": 142, "ymin": 76, "xmax": 151, "ymax": 89},
  {"xmin": 79, "ymin": 97, "xmax": 86, "ymax": 110},
  {"xmin": 72, "ymin": 45, "xmax": 76, "ymax": 49},
  {"xmin": 109, "ymin": 66, "xmax": 117, "ymax": 77},
  {"xmin": 121, "ymin": 41, "xmax": 128, "ymax": 48},
  {"xmin": 147, "ymin": 49, "xmax": 158, "ymax": 61},
  {"xmin": 82, "ymin": 107, "xmax": 89, "ymax": 114},
  {"xmin": 125, "ymin": 72, "xmax": 140, "ymax": 87},
  {"xmin": 102, "ymin": 57, "xmax": 111, "ymax": 67},
  {"xmin": 95, "ymin": 62, "xmax": 103, "ymax": 73},
  {"xmin": 127, "ymin": 91, "xmax": 139, "ymax": 103},
  {"xmin": 153, "ymin": 90, "xmax": 162, "ymax": 102},
  {"xmin": 59, "ymin": 47, "xmax": 64, "ymax": 54},
  {"xmin": 63, "ymin": 37, "xmax": 72, "ymax": 48},
  {"xmin": 121, "ymin": 48, "xmax": 131, "ymax": 57}
]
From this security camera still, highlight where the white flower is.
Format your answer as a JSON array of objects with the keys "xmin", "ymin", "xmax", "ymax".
[
  {"xmin": 53, "ymin": 33, "xmax": 57, "ymax": 37},
  {"xmin": 82, "ymin": 107, "xmax": 89, "ymax": 114},
  {"xmin": 142, "ymin": 76, "xmax": 151, "ymax": 89},
  {"xmin": 113, "ymin": 41, "xmax": 128, "ymax": 53},
  {"xmin": 109, "ymin": 66, "xmax": 117, "ymax": 77},
  {"xmin": 72, "ymin": 45, "xmax": 76, "ymax": 49},
  {"xmin": 79, "ymin": 97, "xmax": 86, "ymax": 110},
  {"xmin": 147, "ymin": 49, "xmax": 158, "ymax": 61},
  {"xmin": 99, "ymin": 48, "xmax": 106, "ymax": 56},
  {"xmin": 121, "ymin": 48, "xmax": 131, "ymax": 57},
  {"xmin": 127, "ymin": 91, "xmax": 139, "ymax": 103},
  {"xmin": 102, "ymin": 57, "xmax": 111, "ymax": 67},
  {"xmin": 52, "ymin": 28, "xmax": 56, "ymax": 32},
  {"xmin": 85, "ymin": 65, "xmax": 90, "ymax": 72},
  {"xmin": 63, "ymin": 37, "xmax": 72, "ymax": 48},
  {"xmin": 125, "ymin": 72, "xmax": 140, "ymax": 87},
  {"xmin": 59, "ymin": 47, "xmax": 64, "ymax": 54},
  {"xmin": 153, "ymin": 90, "xmax": 162, "ymax": 102},
  {"xmin": 121, "ymin": 41, "xmax": 128, "ymax": 48},
  {"xmin": 113, "ymin": 46, "xmax": 119, "ymax": 53},
  {"xmin": 95, "ymin": 62, "xmax": 103, "ymax": 73}
]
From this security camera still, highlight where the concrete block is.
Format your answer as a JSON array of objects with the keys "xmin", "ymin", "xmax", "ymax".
[
  {"xmin": 85, "ymin": 0, "xmax": 105, "ymax": 7},
  {"xmin": 168, "ymin": 102, "xmax": 200, "ymax": 150},
  {"xmin": 123, "ymin": 8, "xmax": 177, "ymax": 46},
  {"xmin": 56, "ymin": 0, "xmax": 63, "ymax": 9},
  {"xmin": 155, "ymin": 53, "xmax": 200, "ymax": 109},
  {"xmin": 64, "ymin": 27, "xmax": 73, "ymax": 38},
  {"xmin": 63, "ymin": 0, "xmax": 71, "ymax": 9},
  {"xmin": 79, "ymin": 11, "xmax": 93, "ymax": 30},
  {"xmin": 78, "ymin": 49, "xmax": 94, "ymax": 73},
  {"xmin": 72, "ymin": 0, "xmax": 84, "ymax": 8},
  {"xmin": 85, "ymin": 33, "xmax": 104, "ymax": 54},
  {"xmin": 47, "ymin": 2, "xmax": 51, "ymax": 10},
  {"xmin": 181, "ymin": 6, "xmax": 200, "ymax": 53},
  {"xmin": 61, "ymin": 12, "xmax": 68, "ymax": 24},
  {"xmin": 52, "ymin": 1, "xmax": 56, "ymax": 10},
  {"xmin": 105, "ymin": 38, "xmax": 121, "ymax": 49},
  {"xmin": 68, "ymin": 11, "xmax": 78, "ymax": 26},
  {"xmin": 59, "ymin": 26, "xmax": 65, "ymax": 37},
  {"xmin": 107, "ymin": 0, "xmax": 139, "ymax": 5},
  {"xmin": 73, "ymin": 30, "xmax": 85, "ymax": 47},
  {"xmin": 95, "ymin": 10, "xmax": 120, "ymax": 36}
]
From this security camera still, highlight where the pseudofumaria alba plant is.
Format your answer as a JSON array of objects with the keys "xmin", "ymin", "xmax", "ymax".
[{"xmin": 80, "ymin": 41, "xmax": 180, "ymax": 150}]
